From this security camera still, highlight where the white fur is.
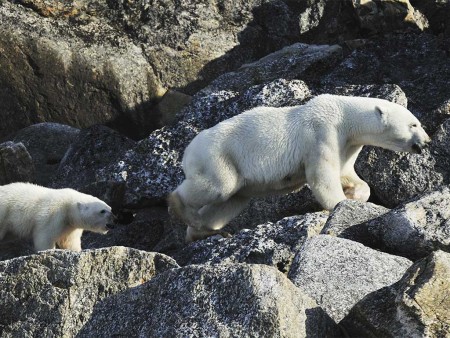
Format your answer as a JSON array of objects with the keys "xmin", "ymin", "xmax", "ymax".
[
  {"xmin": 0, "ymin": 182, "xmax": 114, "ymax": 251},
  {"xmin": 169, "ymin": 94, "xmax": 431, "ymax": 242}
]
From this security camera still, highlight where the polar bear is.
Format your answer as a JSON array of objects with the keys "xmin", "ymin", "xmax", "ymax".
[
  {"xmin": 0, "ymin": 182, "xmax": 116, "ymax": 251},
  {"xmin": 169, "ymin": 94, "xmax": 431, "ymax": 242}
]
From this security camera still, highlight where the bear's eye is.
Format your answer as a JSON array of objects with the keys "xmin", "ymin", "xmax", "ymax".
[
  {"xmin": 100, "ymin": 210, "xmax": 106, "ymax": 214},
  {"xmin": 410, "ymin": 123, "xmax": 418, "ymax": 128}
]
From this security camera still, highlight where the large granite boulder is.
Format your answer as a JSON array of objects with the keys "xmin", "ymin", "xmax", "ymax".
[
  {"xmin": 174, "ymin": 212, "xmax": 328, "ymax": 272},
  {"xmin": 288, "ymin": 235, "xmax": 412, "ymax": 322},
  {"xmin": 341, "ymin": 250, "xmax": 450, "ymax": 337},
  {"xmin": 78, "ymin": 264, "xmax": 342, "ymax": 337},
  {"xmin": 9, "ymin": 123, "xmax": 80, "ymax": 186},
  {"xmin": 0, "ymin": 247, "xmax": 178, "ymax": 337},
  {"xmin": 0, "ymin": 141, "xmax": 34, "ymax": 185}
]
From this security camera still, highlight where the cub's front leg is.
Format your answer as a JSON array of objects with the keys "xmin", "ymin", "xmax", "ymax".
[{"xmin": 57, "ymin": 229, "xmax": 83, "ymax": 251}]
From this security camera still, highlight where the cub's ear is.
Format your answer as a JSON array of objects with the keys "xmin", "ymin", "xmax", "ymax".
[{"xmin": 375, "ymin": 106, "xmax": 388, "ymax": 124}]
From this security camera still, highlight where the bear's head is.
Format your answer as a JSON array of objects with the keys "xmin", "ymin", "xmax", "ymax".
[
  {"xmin": 376, "ymin": 104, "xmax": 431, "ymax": 154},
  {"xmin": 77, "ymin": 200, "xmax": 116, "ymax": 234}
]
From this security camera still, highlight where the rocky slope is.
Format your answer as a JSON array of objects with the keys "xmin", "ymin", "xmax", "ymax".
[{"xmin": 1, "ymin": 0, "xmax": 450, "ymax": 337}]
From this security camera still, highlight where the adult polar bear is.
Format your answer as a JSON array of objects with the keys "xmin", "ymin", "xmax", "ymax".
[
  {"xmin": 0, "ymin": 182, "xmax": 115, "ymax": 251},
  {"xmin": 169, "ymin": 94, "xmax": 431, "ymax": 242}
]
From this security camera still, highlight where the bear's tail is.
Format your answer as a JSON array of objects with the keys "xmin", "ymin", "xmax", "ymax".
[{"xmin": 167, "ymin": 190, "xmax": 187, "ymax": 223}]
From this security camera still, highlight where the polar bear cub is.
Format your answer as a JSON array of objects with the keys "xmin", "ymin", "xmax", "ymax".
[
  {"xmin": 0, "ymin": 182, "xmax": 115, "ymax": 251},
  {"xmin": 169, "ymin": 94, "xmax": 431, "ymax": 242}
]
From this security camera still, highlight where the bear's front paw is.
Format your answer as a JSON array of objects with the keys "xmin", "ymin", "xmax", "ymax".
[{"xmin": 343, "ymin": 182, "xmax": 370, "ymax": 202}]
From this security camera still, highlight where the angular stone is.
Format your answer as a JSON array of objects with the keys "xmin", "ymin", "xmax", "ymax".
[
  {"xmin": 52, "ymin": 125, "xmax": 135, "ymax": 208},
  {"xmin": 321, "ymin": 200, "xmax": 390, "ymax": 243},
  {"xmin": 78, "ymin": 264, "xmax": 342, "ymax": 337},
  {"xmin": 364, "ymin": 186, "xmax": 450, "ymax": 260},
  {"xmin": 288, "ymin": 235, "xmax": 412, "ymax": 322},
  {"xmin": 174, "ymin": 212, "xmax": 329, "ymax": 273},
  {"xmin": 202, "ymin": 43, "xmax": 342, "ymax": 94},
  {"xmin": 351, "ymin": 0, "xmax": 429, "ymax": 33},
  {"xmin": 0, "ymin": 247, "xmax": 178, "ymax": 337},
  {"xmin": 341, "ymin": 250, "xmax": 450, "ymax": 337},
  {"xmin": 0, "ymin": 1, "xmax": 163, "ymax": 139},
  {"xmin": 0, "ymin": 141, "xmax": 34, "ymax": 185},
  {"xmin": 10, "ymin": 123, "xmax": 79, "ymax": 186}
]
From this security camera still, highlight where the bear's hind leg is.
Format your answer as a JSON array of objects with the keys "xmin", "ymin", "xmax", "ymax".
[
  {"xmin": 186, "ymin": 226, "xmax": 232, "ymax": 243},
  {"xmin": 174, "ymin": 163, "xmax": 243, "ymax": 228},
  {"xmin": 185, "ymin": 195, "xmax": 250, "ymax": 242}
]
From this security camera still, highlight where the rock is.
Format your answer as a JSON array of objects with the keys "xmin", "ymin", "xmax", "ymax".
[
  {"xmin": 0, "ymin": 247, "xmax": 178, "ymax": 337},
  {"xmin": 174, "ymin": 212, "xmax": 329, "ymax": 272},
  {"xmin": 430, "ymin": 118, "xmax": 450, "ymax": 184},
  {"xmin": 356, "ymin": 146, "xmax": 441, "ymax": 207},
  {"xmin": 201, "ymin": 42, "xmax": 342, "ymax": 94},
  {"xmin": 116, "ymin": 0, "xmax": 310, "ymax": 94},
  {"xmin": 154, "ymin": 89, "xmax": 193, "ymax": 126},
  {"xmin": 9, "ymin": 123, "xmax": 80, "ymax": 186},
  {"xmin": 227, "ymin": 186, "xmax": 323, "ymax": 232},
  {"xmin": 78, "ymin": 264, "xmax": 342, "ymax": 338},
  {"xmin": 83, "ymin": 207, "xmax": 168, "ymax": 253},
  {"xmin": 323, "ymin": 83, "xmax": 408, "ymax": 107},
  {"xmin": 351, "ymin": 0, "xmax": 429, "ymax": 34},
  {"xmin": 288, "ymin": 235, "xmax": 412, "ymax": 322},
  {"xmin": 0, "ymin": 1, "xmax": 163, "ymax": 140},
  {"xmin": 341, "ymin": 250, "xmax": 450, "ymax": 337},
  {"xmin": 363, "ymin": 186, "xmax": 450, "ymax": 260},
  {"xmin": 321, "ymin": 200, "xmax": 390, "ymax": 243},
  {"xmin": 411, "ymin": 0, "xmax": 450, "ymax": 37},
  {"xmin": 52, "ymin": 124, "xmax": 136, "ymax": 208},
  {"xmin": 0, "ymin": 141, "xmax": 34, "ymax": 185}
]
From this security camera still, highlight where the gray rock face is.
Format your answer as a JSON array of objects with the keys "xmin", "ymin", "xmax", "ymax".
[
  {"xmin": 0, "ymin": 247, "xmax": 178, "ymax": 338},
  {"xmin": 364, "ymin": 186, "xmax": 450, "ymax": 260},
  {"xmin": 174, "ymin": 212, "xmax": 329, "ymax": 272},
  {"xmin": 356, "ymin": 146, "xmax": 441, "ymax": 208},
  {"xmin": 0, "ymin": 1, "xmax": 163, "ymax": 140},
  {"xmin": 52, "ymin": 124, "xmax": 136, "ymax": 208},
  {"xmin": 201, "ymin": 43, "xmax": 342, "ymax": 94},
  {"xmin": 321, "ymin": 200, "xmax": 390, "ymax": 244},
  {"xmin": 351, "ymin": 0, "xmax": 429, "ymax": 34},
  {"xmin": 9, "ymin": 123, "xmax": 80, "ymax": 186},
  {"xmin": 341, "ymin": 250, "xmax": 450, "ymax": 337},
  {"xmin": 78, "ymin": 264, "xmax": 342, "ymax": 338},
  {"xmin": 288, "ymin": 235, "xmax": 412, "ymax": 322},
  {"xmin": 0, "ymin": 141, "xmax": 34, "ymax": 185}
]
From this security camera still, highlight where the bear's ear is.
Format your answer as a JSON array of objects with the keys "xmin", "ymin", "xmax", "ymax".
[
  {"xmin": 375, "ymin": 106, "xmax": 388, "ymax": 124},
  {"xmin": 77, "ymin": 202, "xmax": 89, "ymax": 211}
]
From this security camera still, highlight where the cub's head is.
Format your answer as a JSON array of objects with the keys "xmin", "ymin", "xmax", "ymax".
[
  {"xmin": 77, "ymin": 199, "xmax": 116, "ymax": 234},
  {"xmin": 376, "ymin": 103, "xmax": 431, "ymax": 154}
]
